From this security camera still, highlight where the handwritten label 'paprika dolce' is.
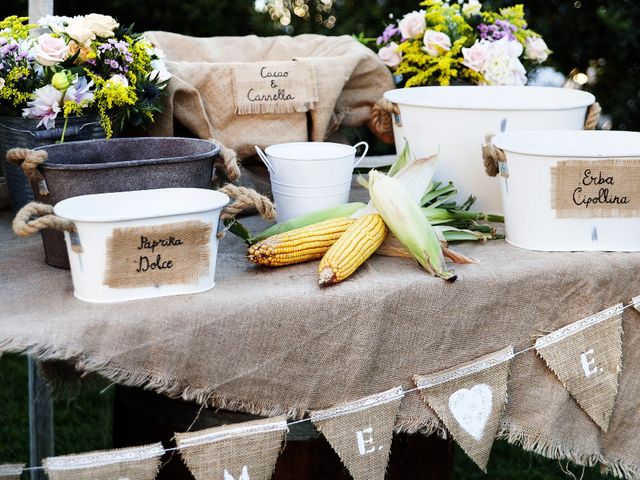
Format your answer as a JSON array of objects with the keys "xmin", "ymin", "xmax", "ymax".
[
  {"xmin": 232, "ymin": 61, "xmax": 318, "ymax": 115},
  {"xmin": 103, "ymin": 221, "xmax": 212, "ymax": 289},
  {"xmin": 551, "ymin": 160, "xmax": 640, "ymax": 218}
]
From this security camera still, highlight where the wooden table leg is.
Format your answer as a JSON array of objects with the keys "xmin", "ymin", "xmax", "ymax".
[{"xmin": 28, "ymin": 358, "xmax": 54, "ymax": 480}]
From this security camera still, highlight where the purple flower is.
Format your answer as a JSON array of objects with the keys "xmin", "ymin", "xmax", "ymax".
[
  {"xmin": 479, "ymin": 20, "xmax": 517, "ymax": 41},
  {"xmin": 377, "ymin": 24, "xmax": 400, "ymax": 45},
  {"xmin": 64, "ymin": 76, "xmax": 95, "ymax": 105},
  {"xmin": 23, "ymin": 84, "xmax": 62, "ymax": 129}
]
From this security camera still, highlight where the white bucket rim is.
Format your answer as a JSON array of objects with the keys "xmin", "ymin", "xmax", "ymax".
[
  {"xmin": 273, "ymin": 189, "xmax": 351, "ymax": 199},
  {"xmin": 271, "ymin": 179, "xmax": 352, "ymax": 189},
  {"xmin": 383, "ymin": 86, "xmax": 595, "ymax": 111},
  {"xmin": 55, "ymin": 188, "xmax": 230, "ymax": 223},
  {"xmin": 265, "ymin": 142, "xmax": 357, "ymax": 161},
  {"xmin": 492, "ymin": 130, "xmax": 640, "ymax": 158}
]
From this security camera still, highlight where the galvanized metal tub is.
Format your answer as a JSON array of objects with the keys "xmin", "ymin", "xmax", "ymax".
[{"xmin": 30, "ymin": 137, "xmax": 219, "ymax": 269}]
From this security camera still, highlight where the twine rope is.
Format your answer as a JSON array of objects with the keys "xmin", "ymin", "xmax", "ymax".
[
  {"xmin": 17, "ymin": 302, "xmax": 637, "ymax": 473},
  {"xmin": 6, "ymin": 148, "xmax": 49, "ymax": 195},
  {"xmin": 212, "ymin": 142, "xmax": 241, "ymax": 183},
  {"xmin": 218, "ymin": 184, "xmax": 276, "ymax": 222},
  {"xmin": 12, "ymin": 202, "xmax": 76, "ymax": 238},
  {"xmin": 369, "ymin": 98, "xmax": 399, "ymax": 144}
]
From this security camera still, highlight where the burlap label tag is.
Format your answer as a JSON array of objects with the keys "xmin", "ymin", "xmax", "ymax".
[
  {"xmin": 310, "ymin": 386, "xmax": 404, "ymax": 480},
  {"xmin": 231, "ymin": 61, "xmax": 318, "ymax": 115},
  {"xmin": 103, "ymin": 221, "xmax": 212, "ymax": 289},
  {"xmin": 176, "ymin": 416, "xmax": 288, "ymax": 480},
  {"xmin": 535, "ymin": 304, "xmax": 624, "ymax": 432},
  {"xmin": 0, "ymin": 464, "xmax": 24, "ymax": 480},
  {"xmin": 551, "ymin": 159, "xmax": 640, "ymax": 218},
  {"xmin": 44, "ymin": 443, "xmax": 163, "ymax": 480},
  {"xmin": 414, "ymin": 346, "xmax": 514, "ymax": 472}
]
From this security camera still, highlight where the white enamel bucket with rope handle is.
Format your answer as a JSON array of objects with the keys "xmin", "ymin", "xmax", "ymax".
[
  {"xmin": 14, "ymin": 188, "xmax": 230, "ymax": 303},
  {"xmin": 382, "ymin": 86, "xmax": 597, "ymax": 214}
]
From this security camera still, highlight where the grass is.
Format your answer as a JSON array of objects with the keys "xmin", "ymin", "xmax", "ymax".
[{"xmin": 0, "ymin": 353, "xmax": 610, "ymax": 479}]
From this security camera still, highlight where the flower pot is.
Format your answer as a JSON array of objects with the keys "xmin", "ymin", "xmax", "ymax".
[
  {"xmin": 0, "ymin": 115, "xmax": 105, "ymax": 213},
  {"xmin": 383, "ymin": 86, "xmax": 596, "ymax": 213}
]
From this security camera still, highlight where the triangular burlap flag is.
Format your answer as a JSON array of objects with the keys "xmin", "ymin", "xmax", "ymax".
[
  {"xmin": 414, "ymin": 346, "xmax": 514, "ymax": 472},
  {"xmin": 535, "ymin": 303, "xmax": 624, "ymax": 432},
  {"xmin": 44, "ymin": 442, "xmax": 163, "ymax": 480},
  {"xmin": 175, "ymin": 416, "xmax": 287, "ymax": 480},
  {"xmin": 632, "ymin": 295, "xmax": 640, "ymax": 313},
  {"xmin": 0, "ymin": 464, "xmax": 24, "ymax": 480},
  {"xmin": 310, "ymin": 386, "xmax": 404, "ymax": 480}
]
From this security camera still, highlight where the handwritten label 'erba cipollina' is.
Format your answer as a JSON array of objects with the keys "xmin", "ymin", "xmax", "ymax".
[
  {"xmin": 232, "ymin": 61, "xmax": 318, "ymax": 115},
  {"xmin": 103, "ymin": 221, "xmax": 212, "ymax": 289},
  {"xmin": 551, "ymin": 160, "xmax": 640, "ymax": 218}
]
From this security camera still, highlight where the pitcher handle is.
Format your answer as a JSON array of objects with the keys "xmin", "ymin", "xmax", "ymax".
[
  {"xmin": 254, "ymin": 146, "xmax": 275, "ymax": 175},
  {"xmin": 353, "ymin": 141, "xmax": 369, "ymax": 168}
]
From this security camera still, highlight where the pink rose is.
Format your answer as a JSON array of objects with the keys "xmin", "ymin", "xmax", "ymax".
[
  {"xmin": 34, "ymin": 34, "xmax": 69, "ymax": 67},
  {"xmin": 462, "ymin": 40, "xmax": 490, "ymax": 72},
  {"xmin": 524, "ymin": 37, "xmax": 550, "ymax": 63},
  {"xmin": 398, "ymin": 10, "xmax": 426, "ymax": 40},
  {"xmin": 378, "ymin": 42, "xmax": 402, "ymax": 68},
  {"xmin": 423, "ymin": 30, "xmax": 451, "ymax": 57}
]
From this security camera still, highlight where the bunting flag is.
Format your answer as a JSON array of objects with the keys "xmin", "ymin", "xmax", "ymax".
[
  {"xmin": 414, "ymin": 346, "xmax": 514, "ymax": 472},
  {"xmin": 175, "ymin": 416, "xmax": 288, "ymax": 480},
  {"xmin": 310, "ymin": 386, "xmax": 404, "ymax": 480},
  {"xmin": 43, "ymin": 443, "xmax": 164, "ymax": 480},
  {"xmin": 633, "ymin": 295, "xmax": 640, "ymax": 313},
  {"xmin": 535, "ymin": 303, "xmax": 624, "ymax": 432},
  {"xmin": 0, "ymin": 464, "xmax": 24, "ymax": 480}
]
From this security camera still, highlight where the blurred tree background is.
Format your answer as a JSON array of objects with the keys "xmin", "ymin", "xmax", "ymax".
[{"xmin": 3, "ymin": 0, "xmax": 639, "ymax": 129}]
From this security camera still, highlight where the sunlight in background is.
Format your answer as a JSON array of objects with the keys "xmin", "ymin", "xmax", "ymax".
[{"xmin": 255, "ymin": 0, "xmax": 336, "ymax": 32}]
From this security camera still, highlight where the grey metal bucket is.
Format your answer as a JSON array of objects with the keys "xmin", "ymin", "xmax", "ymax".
[
  {"xmin": 0, "ymin": 115, "xmax": 105, "ymax": 213},
  {"xmin": 26, "ymin": 137, "xmax": 220, "ymax": 269}
]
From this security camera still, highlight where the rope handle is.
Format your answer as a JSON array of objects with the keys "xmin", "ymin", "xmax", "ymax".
[
  {"xmin": 368, "ymin": 98, "xmax": 400, "ymax": 145},
  {"xmin": 483, "ymin": 101, "xmax": 602, "ymax": 177},
  {"xmin": 212, "ymin": 141, "xmax": 241, "ymax": 183},
  {"xmin": 6, "ymin": 148, "xmax": 49, "ymax": 195},
  {"xmin": 13, "ymin": 202, "xmax": 76, "ymax": 238},
  {"xmin": 219, "ymin": 184, "xmax": 275, "ymax": 222}
]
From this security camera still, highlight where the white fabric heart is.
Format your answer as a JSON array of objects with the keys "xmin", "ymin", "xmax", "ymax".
[{"xmin": 448, "ymin": 384, "xmax": 493, "ymax": 441}]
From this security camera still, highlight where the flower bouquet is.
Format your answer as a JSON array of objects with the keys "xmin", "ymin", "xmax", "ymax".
[
  {"xmin": 371, "ymin": 0, "xmax": 550, "ymax": 87},
  {"xmin": 0, "ymin": 14, "xmax": 170, "ymax": 139}
]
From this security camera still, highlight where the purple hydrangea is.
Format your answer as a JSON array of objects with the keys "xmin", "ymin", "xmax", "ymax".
[{"xmin": 478, "ymin": 20, "xmax": 517, "ymax": 41}]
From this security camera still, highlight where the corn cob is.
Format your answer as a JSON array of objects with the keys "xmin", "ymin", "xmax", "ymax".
[
  {"xmin": 247, "ymin": 218, "xmax": 355, "ymax": 267},
  {"xmin": 318, "ymin": 213, "xmax": 387, "ymax": 286}
]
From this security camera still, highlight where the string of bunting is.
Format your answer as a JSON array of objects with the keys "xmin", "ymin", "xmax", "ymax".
[{"xmin": 4, "ymin": 297, "xmax": 639, "ymax": 479}]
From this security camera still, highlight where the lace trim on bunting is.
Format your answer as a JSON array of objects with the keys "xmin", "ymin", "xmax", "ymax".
[
  {"xmin": 415, "ymin": 346, "xmax": 514, "ymax": 389},
  {"xmin": 0, "ymin": 464, "xmax": 25, "ymax": 475},
  {"xmin": 178, "ymin": 418, "xmax": 288, "ymax": 448},
  {"xmin": 45, "ymin": 443, "xmax": 164, "ymax": 471},
  {"xmin": 535, "ymin": 304, "xmax": 623, "ymax": 350},
  {"xmin": 310, "ymin": 386, "xmax": 404, "ymax": 422}
]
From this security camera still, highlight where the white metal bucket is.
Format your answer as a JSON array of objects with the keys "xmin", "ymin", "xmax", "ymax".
[
  {"xmin": 492, "ymin": 130, "xmax": 640, "ymax": 251},
  {"xmin": 384, "ymin": 86, "xmax": 596, "ymax": 213},
  {"xmin": 272, "ymin": 187, "xmax": 351, "ymax": 223},
  {"xmin": 54, "ymin": 188, "xmax": 229, "ymax": 303}
]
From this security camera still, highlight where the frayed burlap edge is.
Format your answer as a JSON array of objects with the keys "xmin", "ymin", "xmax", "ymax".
[{"xmin": 3, "ymin": 336, "xmax": 640, "ymax": 480}]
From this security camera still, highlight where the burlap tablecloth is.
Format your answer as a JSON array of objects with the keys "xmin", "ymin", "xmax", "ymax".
[{"xmin": 1, "ymin": 209, "xmax": 640, "ymax": 477}]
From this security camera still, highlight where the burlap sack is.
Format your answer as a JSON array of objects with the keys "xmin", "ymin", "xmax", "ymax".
[
  {"xmin": 43, "ymin": 443, "xmax": 164, "ymax": 480},
  {"xmin": 0, "ymin": 464, "xmax": 24, "ymax": 480},
  {"xmin": 535, "ymin": 304, "xmax": 624, "ymax": 432},
  {"xmin": 143, "ymin": 32, "xmax": 394, "ymax": 159},
  {"xmin": 175, "ymin": 416, "xmax": 287, "ymax": 480},
  {"xmin": 415, "ymin": 347, "xmax": 514, "ymax": 472},
  {"xmin": 310, "ymin": 386, "xmax": 404, "ymax": 480}
]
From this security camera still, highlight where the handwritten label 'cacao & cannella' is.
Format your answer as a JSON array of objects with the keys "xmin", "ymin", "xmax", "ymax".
[
  {"xmin": 103, "ymin": 221, "xmax": 212, "ymax": 289},
  {"xmin": 551, "ymin": 160, "xmax": 640, "ymax": 218},
  {"xmin": 232, "ymin": 61, "xmax": 318, "ymax": 115}
]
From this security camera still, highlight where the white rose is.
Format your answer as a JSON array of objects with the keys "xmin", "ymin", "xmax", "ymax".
[
  {"xmin": 423, "ymin": 30, "xmax": 451, "ymax": 57},
  {"xmin": 398, "ymin": 10, "xmax": 426, "ymax": 39},
  {"xmin": 482, "ymin": 44, "xmax": 527, "ymax": 86},
  {"xmin": 462, "ymin": 40, "xmax": 490, "ymax": 72},
  {"xmin": 493, "ymin": 36, "xmax": 523, "ymax": 58},
  {"xmin": 0, "ymin": 78, "xmax": 5, "ymax": 91},
  {"xmin": 65, "ymin": 17, "xmax": 96, "ymax": 46},
  {"xmin": 83, "ymin": 14, "xmax": 119, "ymax": 38},
  {"xmin": 37, "ymin": 15, "xmax": 72, "ymax": 34},
  {"xmin": 34, "ymin": 34, "xmax": 69, "ymax": 67},
  {"xmin": 378, "ymin": 42, "xmax": 402, "ymax": 68},
  {"xmin": 524, "ymin": 37, "xmax": 550, "ymax": 63},
  {"xmin": 149, "ymin": 59, "xmax": 172, "ymax": 83},
  {"xmin": 108, "ymin": 74, "xmax": 129, "ymax": 87},
  {"xmin": 462, "ymin": 0, "xmax": 482, "ymax": 17}
]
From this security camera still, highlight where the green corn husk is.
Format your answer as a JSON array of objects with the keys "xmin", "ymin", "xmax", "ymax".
[{"xmin": 369, "ymin": 170, "xmax": 456, "ymax": 282}]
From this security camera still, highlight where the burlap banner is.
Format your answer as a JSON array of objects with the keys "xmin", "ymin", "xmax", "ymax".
[
  {"xmin": 231, "ymin": 61, "xmax": 319, "ymax": 115},
  {"xmin": 414, "ymin": 346, "xmax": 514, "ymax": 472},
  {"xmin": 0, "ymin": 464, "xmax": 24, "ymax": 480},
  {"xmin": 43, "ymin": 443, "xmax": 164, "ymax": 480},
  {"xmin": 175, "ymin": 416, "xmax": 288, "ymax": 480},
  {"xmin": 535, "ymin": 303, "xmax": 624, "ymax": 432},
  {"xmin": 310, "ymin": 386, "xmax": 404, "ymax": 480}
]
